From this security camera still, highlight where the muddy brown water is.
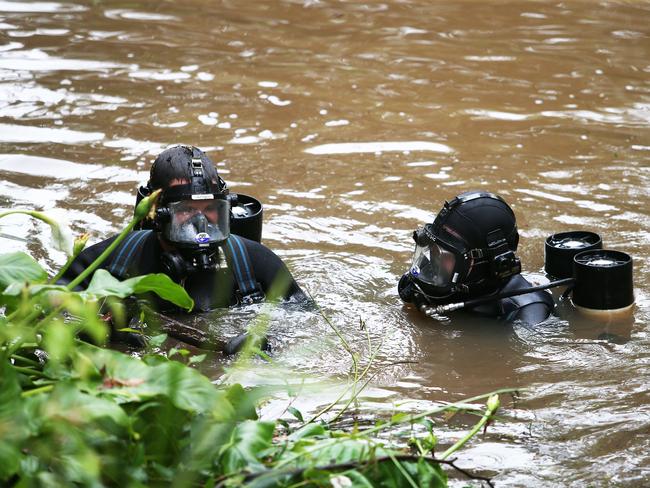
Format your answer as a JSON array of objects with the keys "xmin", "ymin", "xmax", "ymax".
[{"xmin": 1, "ymin": 0, "xmax": 649, "ymax": 485}]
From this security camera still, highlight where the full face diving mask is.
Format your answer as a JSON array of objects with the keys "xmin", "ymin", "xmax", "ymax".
[
  {"xmin": 409, "ymin": 225, "xmax": 461, "ymax": 298},
  {"xmin": 154, "ymin": 155, "xmax": 231, "ymax": 274},
  {"xmin": 408, "ymin": 222, "xmax": 521, "ymax": 301}
]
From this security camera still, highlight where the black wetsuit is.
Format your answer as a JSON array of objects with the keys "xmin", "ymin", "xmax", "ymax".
[
  {"xmin": 465, "ymin": 274, "xmax": 554, "ymax": 325},
  {"xmin": 60, "ymin": 231, "xmax": 307, "ymax": 312}
]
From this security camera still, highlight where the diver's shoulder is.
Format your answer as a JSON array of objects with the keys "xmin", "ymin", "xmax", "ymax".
[{"xmin": 230, "ymin": 234, "xmax": 270, "ymax": 251}]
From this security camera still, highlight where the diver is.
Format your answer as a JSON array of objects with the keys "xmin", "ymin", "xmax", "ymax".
[
  {"xmin": 397, "ymin": 191, "xmax": 554, "ymax": 326},
  {"xmin": 60, "ymin": 145, "xmax": 307, "ymax": 346}
]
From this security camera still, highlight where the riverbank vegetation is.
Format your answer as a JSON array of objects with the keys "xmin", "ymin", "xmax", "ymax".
[{"xmin": 0, "ymin": 195, "xmax": 504, "ymax": 487}]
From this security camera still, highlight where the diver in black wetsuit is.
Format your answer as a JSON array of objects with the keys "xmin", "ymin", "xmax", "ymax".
[
  {"xmin": 397, "ymin": 191, "xmax": 553, "ymax": 325},
  {"xmin": 61, "ymin": 145, "xmax": 306, "ymax": 313}
]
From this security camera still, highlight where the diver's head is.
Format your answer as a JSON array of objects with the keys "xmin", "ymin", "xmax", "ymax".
[
  {"xmin": 138, "ymin": 145, "xmax": 231, "ymax": 279},
  {"xmin": 400, "ymin": 190, "xmax": 521, "ymax": 306}
]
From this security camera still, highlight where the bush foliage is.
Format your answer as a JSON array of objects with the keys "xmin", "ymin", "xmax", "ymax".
[{"xmin": 0, "ymin": 198, "xmax": 500, "ymax": 487}]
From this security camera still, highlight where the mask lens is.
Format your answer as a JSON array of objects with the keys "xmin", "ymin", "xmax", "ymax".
[
  {"xmin": 165, "ymin": 198, "xmax": 230, "ymax": 245},
  {"xmin": 410, "ymin": 241, "xmax": 456, "ymax": 287}
]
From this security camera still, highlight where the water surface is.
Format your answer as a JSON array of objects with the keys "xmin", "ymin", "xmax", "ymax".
[{"xmin": 1, "ymin": 1, "xmax": 649, "ymax": 485}]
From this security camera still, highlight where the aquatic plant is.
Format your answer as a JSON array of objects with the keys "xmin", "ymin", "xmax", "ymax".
[{"xmin": 0, "ymin": 196, "xmax": 504, "ymax": 487}]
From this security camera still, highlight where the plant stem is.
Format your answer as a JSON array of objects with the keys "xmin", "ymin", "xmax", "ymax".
[
  {"xmin": 21, "ymin": 384, "xmax": 54, "ymax": 397},
  {"xmin": 304, "ymin": 289, "xmax": 364, "ymax": 423},
  {"xmin": 387, "ymin": 450, "xmax": 419, "ymax": 488},
  {"xmin": 326, "ymin": 340, "xmax": 383, "ymax": 424},
  {"xmin": 65, "ymin": 220, "xmax": 137, "ymax": 290},
  {"xmin": 6, "ymin": 304, "xmax": 66, "ymax": 357},
  {"xmin": 11, "ymin": 354, "xmax": 40, "ymax": 366},
  {"xmin": 11, "ymin": 365, "xmax": 47, "ymax": 378},
  {"xmin": 65, "ymin": 190, "xmax": 159, "ymax": 290},
  {"xmin": 360, "ymin": 388, "xmax": 517, "ymax": 437},
  {"xmin": 0, "ymin": 209, "xmax": 56, "ymax": 225},
  {"xmin": 440, "ymin": 394, "xmax": 500, "ymax": 460},
  {"xmin": 49, "ymin": 255, "xmax": 75, "ymax": 284}
]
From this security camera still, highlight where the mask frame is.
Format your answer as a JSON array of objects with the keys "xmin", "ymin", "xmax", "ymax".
[{"xmin": 161, "ymin": 197, "xmax": 230, "ymax": 249}]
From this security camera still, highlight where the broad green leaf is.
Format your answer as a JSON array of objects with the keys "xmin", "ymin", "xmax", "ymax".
[
  {"xmin": 187, "ymin": 417, "xmax": 236, "ymax": 472},
  {"xmin": 288, "ymin": 423, "xmax": 326, "ymax": 441},
  {"xmin": 225, "ymin": 384, "xmax": 260, "ymax": 421},
  {"xmin": 0, "ymin": 443, "xmax": 21, "ymax": 482},
  {"xmin": 60, "ymin": 449, "xmax": 101, "ymax": 486},
  {"xmin": 45, "ymin": 383, "xmax": 130, "ymax": 428},
  {"xmin": 415, "ymin": 458, "xmax": 447, "ymax": 488},
  {"xmin": 145, "ymin": 360, "xmax": 224, "ymax": 412},
  {"xmin": 43, "ymin": 320, "xmax": 75, "ymax": 361},
  {"xmin": 290, "ymin": 438, "xmax": 382, "ymax": 467},
  {"xmin": 188, "ymin": 353, "xmax": 207, "ymax": 365},
  {"xmin": 0, "ymin": 359, "xmax": 22, "ymax": 416},
  {"xmin": 85, "ymin": 270, "xmax": 193, "ymax": 311},
  {"xmin": 219, "ymin": 420, "xmax": 275, "ymax": 474},
  {"xmin": 147, "ymin": 333, "xmax": 168, "ymax": 349},
  {"xmin": 78, "ymin": 345, "xmax": 226, "ymax": 414},
  {"xmin": 300, "ymin": 467, "xmax": 330, "ymax": 485},
  {"xmin": 0, "ymin": 362, "xmax": 26, "ymax": 480},
  {"xmin": 0, "ymin": 252, "xmax": 47, "ymax": 288}
]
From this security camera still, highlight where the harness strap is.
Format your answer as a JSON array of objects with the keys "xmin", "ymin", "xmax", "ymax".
[
  {"xmin": 106, "ymin": 230, "xmax": 153, "ymax": 279},
  {"xmin": 105, "ymin": 231, "xmax": 264, "ymax": 305},
  {"xmin": 222, "ymin": 235, "xmax": 265, "ymax": 304}
]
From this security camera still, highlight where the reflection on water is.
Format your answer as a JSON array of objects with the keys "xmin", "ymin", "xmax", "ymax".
[{"xmin": 1, "ymin": 0, "xmax": 649, "ymax": 485}]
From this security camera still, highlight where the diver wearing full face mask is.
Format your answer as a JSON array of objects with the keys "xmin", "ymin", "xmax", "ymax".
[
  {"xmin": 60, "ymin": 145, "xmax": 306, "ymax": 312},
  {"xmin": 398, "ymin": 191, "xmax": 554, "ymax": 325}
]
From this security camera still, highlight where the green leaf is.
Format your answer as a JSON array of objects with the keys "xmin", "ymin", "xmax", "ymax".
[
  {"xmin": 414, "ymin": 458, "xmax": 447, "ymax": 488},
  {"xmin": 0, "ymin": 362, "xmax": 26, "ymax": 480},
  {"xmin": 364, "ymin": 457, "xmax": 447, "ymax": 488},
  {"xmin": 0, "ymin": 252, "xmax": 47, "ymax": 288},
  {"xmin": 147, "ymin": 333, "xmax": 168, "ymax": 349},
  {"xmin": 2, "ymin": 282, "xmax": 67, "ymax": 297},
  {"xmin": 0, "ymin": 442, "xmax": 22, "ymax": 482},
  {"xmin": 79, "ymin": 345, "xmax": 226, "ymax": 414},
  {"xmin": 390, "ymin": 412, "xmax": 410, "ymax": 424},
  {"xmin": 188, "ymin": 354, "xmax": 207, "ymax": 365},
  {"xmin": 226, "ymin": 384, "xmax": 259, "ymax": 421},
  {"xmin": 46, "ymin": 382, "xmax": 130, "ymax": 429},
  {"xmin": 284, "ymin": 438, "xmax": 377, "ymax": 467},
  {"xmin": 43, "ymin": 321, "xmax": 75, "ymax": 362},
  {"xmin": 288, "ymin": 406, "xmax": 304, "ymax": 423},
  {"xmin": 219, "ymin": 420, "xmax": 275, "ymax": 474},
  {"xmin": 188, "ymin": 418, "xmax": 236, "ymax": 472},
  {"xmin": 288, "ymin": 423, "xmax": 326, "ymax": 441},
  {"xmin": 85, "ymin": 270, "xmax": 194, "ymax": 311}
]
